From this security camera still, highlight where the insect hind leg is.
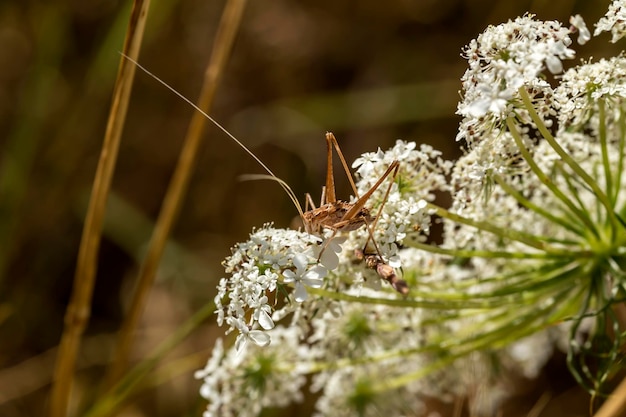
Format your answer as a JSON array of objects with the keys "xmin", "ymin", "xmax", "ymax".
[{"xmin": 360, "ymin": 161, "xmax": 400, "ymax": 254}]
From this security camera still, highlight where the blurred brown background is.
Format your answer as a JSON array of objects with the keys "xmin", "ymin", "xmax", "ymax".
[{"xmin": 0, "ymin": 0, "xmax": 620, "ymax": 416}]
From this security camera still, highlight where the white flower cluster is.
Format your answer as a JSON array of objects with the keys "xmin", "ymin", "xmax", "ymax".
[
  {"xmin": 554, "ymin": 55, "xmax": 626, "ymax": 130},
  {"xmin": 456, "ymin": 14, "xmax": 580, "ymax": 144},
  {"xmin": 216, "ymin": 225, "xmax": 327, "ymax": 350},
  {"xmin": 445, "ymin": 9, "xmax": 626, "ymax": 403},
  {"xmin": 195, "ymin": 326, "xmax": 307, "ymax": 417},
  {"xmin": 350, "ymin": 140, "xmax": 452, "ymax": 249},
  {"xmin": 198, "ymin": 5, "xmax": 626, "ymax": 416},
  {"xmin": 595, "ymin": 0, "xmax": 626, "ymax": 43}
]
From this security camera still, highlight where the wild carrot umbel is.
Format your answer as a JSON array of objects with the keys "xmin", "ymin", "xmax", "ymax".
[{"xmin": 195, "ymin": 3, "xmax": 626, "ymax": 416}]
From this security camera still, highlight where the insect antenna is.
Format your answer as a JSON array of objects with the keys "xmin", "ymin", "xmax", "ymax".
[
  {"xmin": 238, "ymin": 174, "xmax": 304, "ymax": 219},
  {"xmin": 122, "ymin": 54, "xmax": 305, "ymax": 220}
]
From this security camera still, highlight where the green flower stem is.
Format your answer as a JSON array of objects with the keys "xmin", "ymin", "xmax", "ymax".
[
  {"xmin": 309, "ymin": 285, "xmax": 514, "ymax": 309},
  {"xmin": 568, "ymin": 270, "xmax": 626, "ymax": 395},
  {"xmin": 307, "ymin": 287, "xmax": 505, "ymax": 309},
  {"xmin": 311, "ymin": 259, "xmax": 581, "ymax": 309},
  {"xmin": 303, "ymin": 336, "xmax": 443, "ymax": 374},
  {"xmin": 415, "ymin": 262, "xmax": 584, "ymax": 307},
  {"xmin": 411, "ymin": 258, "xmax": 584, "ymax": 293},
  {"xmin": 304, "ymin": 282, "xmax": 582, "ymax": 389},
  {"xmin": 369, "ymin": 287, "xmax": 576, "ymax": 394},
  {"xmin": 567, "ymin": 282, "xmax": 597, "ymax": 390},
  {"xmin": 506, "ymin": 116, "xmax": 599, "ymax": 236},
  {"xmin": 615, "ymin": 110, "xmax": 626, "ymax": 205},
  {"xmin": 407, "ymin": 239, "xmax": 590, "ymax": 259},
  {"xmin": 493, "ymin": 174, "xmax": 585, "ymax": 237},
  {"xmin": 554, "ymin": 162, "xmax": 601, "ymax": 226},
  {"xmin": 436, "ymin": 282, "xmax": 580, "ymax": 346},
  {"xmin": 518, "ymin": 87, "xmax": 620, "ymax": 234},
  {"xmin": 304, "ymin": 304, "xmax": 534, "ymax": 374},
  {"xmin": 426, "ymin": 202, "xmax": 574, "ymax": 254},
  {"xmin": 607, "ymin": 256, "xmax": 626, "ymax": 281},
  {"xmin": 598, "ymin": 99, "xmax": 614, "ymax": 203},
  {"xmin": 483, "ymin": 261, "xmax": 585, "ymax": 298},
  {"xmin": 420, "ymin": 279, "xmax": 569, "ymax": 330}
]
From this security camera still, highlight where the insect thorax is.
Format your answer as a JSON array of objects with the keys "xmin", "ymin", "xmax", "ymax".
[{"xmin": 303, "ymin": 201, "xmax": 374, "ymax": 234}]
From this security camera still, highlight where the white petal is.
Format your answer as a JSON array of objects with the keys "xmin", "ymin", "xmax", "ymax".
[
  {"xmin": 545, "ymin": 55, "xmax": 563, "ymax": 74},
  {"xmin": 466, "ymin": 98, "xmax": 490, "ymax": 118},
  {"xmin": 304, "ymin": 264, "xmax": 328, "ymax": 280},
  {"xmin": 258, "ymin": 309, "xmax": 275, "ymax": 330},
  {"xmin": 570, "ymin": 15, "xmax": 590, "ymax": 45},
  {"xmin": 282, "ymin": 269, "xmax": 295, "ymax": 283},
  {"xmin": 235, "ymin": 334, "xmax": 247, "ymax": 353},
  {"xmin": 294, "ymin": 282, "xmax": 309, "ymax": 302},
  {"xmin": 248, "ymin": 330, "xmax": 271, "ymax": 347},
  {"xmin": 292, "ymin": 253, "xmax": 308, "ymax": 272},
  {"xmin": 302, "ymin": 277, "xmax": 324, "ymax": 288},
  {"xmin": 329, "ymin": 236, "xmax": 347, "ymax": 252},
  {"xmin": 320, "ymin": 249, "xmax": 339, "ymax": 270},
  {"xmin": 352, "ymin": 156, "xmax": 366, "ymax": 169}
]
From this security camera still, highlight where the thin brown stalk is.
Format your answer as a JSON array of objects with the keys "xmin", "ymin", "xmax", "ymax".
[
  {"xmin": 526, "ymin": 391, "xmax": 551, "ymax": 417},
  {"xmin": 593, "ymin": 376, "xmax": 626, "ymax": 417},
  {"xmin": 84, "ymin": 303, "xmax": 216, "ymax": 417},
  {"xmin": 49, "ymin": 1, "xmax": 151, "ymax": 417},
  {"xmin": 104, "ymin": 0, "xmax": 247, "ymax": 387}
]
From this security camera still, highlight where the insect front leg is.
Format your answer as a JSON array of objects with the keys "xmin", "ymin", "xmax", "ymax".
[{"xmin": 305, "ymin": 193, "xmax": 317, "ymax": 212}]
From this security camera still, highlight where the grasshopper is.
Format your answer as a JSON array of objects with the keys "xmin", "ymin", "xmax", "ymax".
[
  {"xmin": 303, "ymin": 132, "xmax": 408, "ymax": 294},
  {"xmin": 303, "ymin": 132, "xmax": 397, "ymax": 236},
  {"xmin": 126, "ymin": 57, "xmax": 408, "ymax": 294}
]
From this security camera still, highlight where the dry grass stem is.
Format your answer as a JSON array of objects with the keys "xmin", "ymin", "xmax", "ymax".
[
  {"xmin": 593, "ymin": 376, "xmax": 626, "ymax": 417},
  {"xmin": 48, "ymin": 1, "xmax": 152, "ymax": 416},
  {"xmin": 84, "ymin": 303, "xmax": 216, "ymax": 417},
  {"xmin": 104, "ymin": 0, "xmax": 248, "ymax": 388}
]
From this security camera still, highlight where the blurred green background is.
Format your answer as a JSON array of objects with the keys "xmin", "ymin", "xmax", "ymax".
[{"xmin": 0, "ymin": 0, "xmax": 620, "ymax": 416}]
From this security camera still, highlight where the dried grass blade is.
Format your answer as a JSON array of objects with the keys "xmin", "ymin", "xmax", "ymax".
[
  {"xmin": 104, "ymin": 0, "xmax": 247, "ymax": 389},
  {"xmin": 49, "ymin": 1, "xmax": 152, "ymax": 416}
]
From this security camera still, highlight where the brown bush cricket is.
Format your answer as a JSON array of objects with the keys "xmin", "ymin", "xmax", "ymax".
[{"xmin": 126, "ymin": 57, "xmax": 409, "ymax": 294}]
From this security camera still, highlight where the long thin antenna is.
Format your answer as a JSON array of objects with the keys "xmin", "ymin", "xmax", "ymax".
[{"xmin": 122, "ymin": 53, "xmax": 305, "ymax": 218}]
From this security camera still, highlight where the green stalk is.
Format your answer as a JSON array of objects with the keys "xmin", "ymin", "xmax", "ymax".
[
  {"xmin": 426, "ymin": 202, "xmax": 573, "ymax": 254},
  {"xmin": 506, "ymin": 116, "xmax": 599, "ymax": 236},
  {"xmin": 594, "ymin": 376, "xmax": 626, "ymax": 417},
  {"xmin": 412, "ymin": 259, "xmax": 571, "ymax": 291},
  {"xmin": 493, "ymin": 173, "xmax": 586, "ymax": 237},
  {"xmin": 369, "ymin": 285, "xmax": 581, "ymax": 394},
  {"xmin": 519, "ymin": 88, "xmax": 620, "ymax": 234},
  {"xmin": 614, "ymin": 109, "xmax": 626, "ymax": 206},
  {"xmin": 598, "ymin": 100, "xmax": 614, "ymax": 203},
  {"xmin": 554, "ymin": 162, "xmax": 601, "ymax": 224},
  {"xmin": 407, "ymin": 240, "xmax": 589, "ymax": 259},
  {"xmin": 310, "ymin": 261, "xmax": 579, "ymax": 309}
]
